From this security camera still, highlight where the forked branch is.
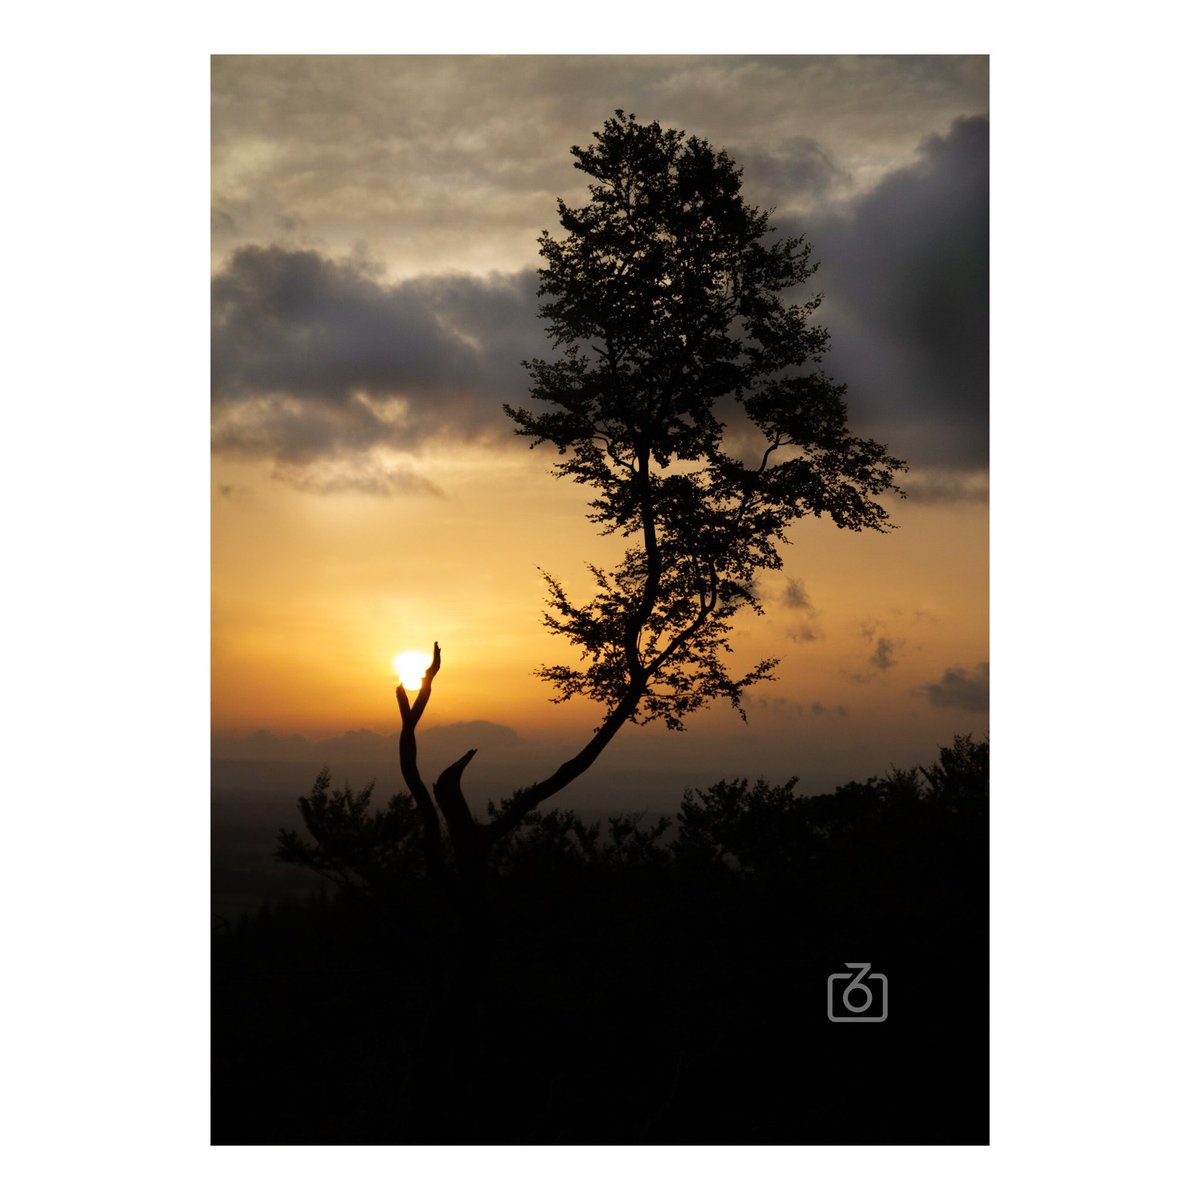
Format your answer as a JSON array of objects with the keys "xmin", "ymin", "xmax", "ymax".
[{"xmin": 397, "ymin": 642, "xmax": 446, "ymax": 879}]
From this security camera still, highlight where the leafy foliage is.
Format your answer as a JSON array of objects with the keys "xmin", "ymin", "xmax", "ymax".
[
  {"xmin": 226, "ymin": 735, "xmax": 988, "ymax": 1144},
  {"xmin": 675, "ymin": 735, "xmax": 989, "ymax": 877},
  {"xmin": 508, "ymin": 111, "xmax": 904, "ymax": 729},
  {"xmin": 919, "ymin": 731, "xmax": 990, "ymax": 813},
  {"xmin": 490, "ymin": 805, "xmax": 674, "ymax": 877},
  {"xmin": 276, "ymin": 737, "xmax": 987, "ymax": 903},
  {"xmin": 275, "ymin": 768, "xmax": 431, "ymax": 898}
]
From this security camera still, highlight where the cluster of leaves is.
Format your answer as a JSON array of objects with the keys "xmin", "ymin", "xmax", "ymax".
[
  {"xmin": 917, "ymin": 731, "xmax": 991, "ymax": 814},
  {"xmin": 275, "ymin": 768, "xmax": 433, "ymax": 901},
  {"xmin": 490, "ymin": 805, "xmax": 674, "ymax": 877},
  {"xmin": 536, "ymin": 558, "xmax": 776, "ymax": 730},
  {"xmin": 675, "ymin": 733, "xmax": 988, "ymax": 878},
  {"xmin": 508, "ymin": 111, "xmax": 904, "ymax": 731}
]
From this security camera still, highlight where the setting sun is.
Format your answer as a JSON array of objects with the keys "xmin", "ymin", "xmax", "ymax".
[{"xmin": 392, "ymin": 650, "xmax": 431, "ymax": 691}]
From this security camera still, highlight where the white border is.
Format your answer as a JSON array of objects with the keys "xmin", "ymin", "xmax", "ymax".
[{"xmin": 6, "ymin": 4, "xmax": 1196, "ymax": 1196}]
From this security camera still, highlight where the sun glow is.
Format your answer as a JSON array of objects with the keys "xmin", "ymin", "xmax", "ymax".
[{"xmin": 393, "ymin": 650, "xmax": 431, "ymax": 691}]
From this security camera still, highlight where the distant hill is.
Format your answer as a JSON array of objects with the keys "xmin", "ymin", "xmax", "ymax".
[{"xmin": 212, "ymin": 720, "xmax": 523, "ymax": 764}]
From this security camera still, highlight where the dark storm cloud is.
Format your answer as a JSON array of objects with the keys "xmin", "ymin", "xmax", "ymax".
[
  {"xmin": 916, "ymin": 662, "xmax": 989, "ymax": 713},
  {"xmin": 789, "ymin": 116, "xmax": 989, "ymax": 473},
  {"xmin": 211, "ymin": 245, "xmax": 543, "ymax": 467}
]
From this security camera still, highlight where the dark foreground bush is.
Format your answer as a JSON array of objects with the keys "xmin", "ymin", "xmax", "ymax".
[{"xmin": 212, "ymin": 736, "xmax": 987, "ymax": 1145}]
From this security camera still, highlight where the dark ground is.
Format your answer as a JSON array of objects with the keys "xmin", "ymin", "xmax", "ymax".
[{"xmin": 211, "ymin": 738, "xmax": 988, "ymax": 1145}]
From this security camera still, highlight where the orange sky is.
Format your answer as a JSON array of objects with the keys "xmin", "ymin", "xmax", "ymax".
[{"xmin": 212, "ymin": 443, "xmax": 987, "ymax": 787}]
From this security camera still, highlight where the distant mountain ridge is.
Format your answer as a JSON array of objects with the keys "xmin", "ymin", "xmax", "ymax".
[{"xmin": 213, "ymin": 720, "xmax": 523, "ymax": 764}]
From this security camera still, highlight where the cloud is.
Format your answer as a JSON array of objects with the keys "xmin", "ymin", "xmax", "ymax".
[
  {"xmin": 797, "ymin": 116, "xmax": 989, "ymax": 476},
  {"xmin": 782, "ymin": 577, "xmax": 815, "ymax": 611},
  {"xmin": 901, "ymin": 468, "xmax": 989, "ymax": 505},
  {"xmin": 851, "ymin": 624, "xmax": 903, "ymax": 682},
  {"xmin": 869, "ymin": 637, "xmax": 897, "ymax": 670},
  {"xmin": 810, "ymin": 701, "xmax": 848, "ymax": 718},
  {"xmin": 735, "ymin": 135, "xmax": 850, "ymax": 205},
  {"xmin": 270, "ymin": 458, "xmax": 444, "ymax": 498},
  {"xmin": 782, "ymin": 578, "xmax": 822, "ymax": 642},
  {"xmin": 787, "ymin": 624, "xmax": 821, "ymax": 644},
  {"xmin": 915, "ymin": 662, "xmax": 989, "ymax": 713},
  {"xmin": 212, "ymin": 57, "xmax": 988, "ymax": 278},
  {"xmin": 212, "ymin": 244, "xmax": 543, "ymax": 475}
]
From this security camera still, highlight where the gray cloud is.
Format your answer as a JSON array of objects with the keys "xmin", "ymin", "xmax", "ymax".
[
  {"xmin": 782, "ymin": 579, "xmax": 821, "ymax": 642},
  {"xmin": 271, "ymin": 458, "xmax": 445, "ymax": 498},
  {"xmin": 782, "ymin": 578, "xmax": 815, "ymax": 611},
  {"xmin": 916, "ymin": 662, "xmax": 989, "ymax": 713},
  {"xmin": 734, "ymin": 135, "xmax": 850, "ymax": 206},
  {"xmin": 787, "ymin": 624, "xmax": 821, "ymax": 644},
  {"xmin": 212, "ymin": 245, "xmax": 543, "ymax": 470},
  {"xmin": 901, "ymin": 468, "xmax": 989, "ymax": 505},
  {"xmin": 795, "ymin": 116, "xmax": 989, "ymax": 475},
  {"xmin": 869, "ymin": 637, "xmax": 897, "ymax": 670},
  {"xmin": 212, "ymin": 56, "xmax": 987, "ymax": 277}
]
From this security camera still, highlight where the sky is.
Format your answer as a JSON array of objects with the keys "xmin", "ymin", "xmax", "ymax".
[{"xmin": 211, "ymin": 54, "xmax": 989, "ymax": 805}]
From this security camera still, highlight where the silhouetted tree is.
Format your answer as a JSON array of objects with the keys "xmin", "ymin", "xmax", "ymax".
[
  {"xmin": 394, "ymin": 110, "xmax": 902, "ymax": 896},
  {"xmin": 278, "ymin": 113, "xmax": 907, "ymax": 1062}
]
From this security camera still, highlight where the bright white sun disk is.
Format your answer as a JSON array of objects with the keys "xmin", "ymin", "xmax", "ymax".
[{"xmin": 393, "ymin": 650, "xmax": 430, "ymax": 691}]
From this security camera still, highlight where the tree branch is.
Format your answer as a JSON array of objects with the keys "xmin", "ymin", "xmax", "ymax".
[
  {"xmin": 397, "ymin": 642, "xmax": 447, "ymax": 880},
  {"xmin": 483, "ymin": 687, "xmax": 643, "ymax": 845},
  {"xmin": 646, "ymin": 560, "xmax": 719, "ymax": 678},
  {"xmin": 433, "ymin": 748, "xmax": 480, "ymax": 858},
  {"xmin": 622, "ymin": 449, "xmax": 661, "ymax": 681}
]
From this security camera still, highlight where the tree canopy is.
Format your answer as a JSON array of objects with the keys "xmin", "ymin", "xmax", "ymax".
[
  {"xmin": 284, "ymin": 112, "xmax": 908, "ymax": 871},
  {"xmin": 507, "ymin": 110, "xmax": 905, "ymax": 734}
]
